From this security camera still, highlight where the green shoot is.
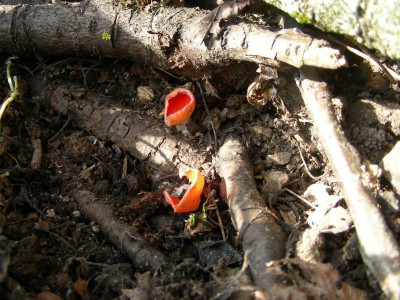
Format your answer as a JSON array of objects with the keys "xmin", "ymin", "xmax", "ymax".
[{"xmin": 0, "ymin": 58, "xmax": 19, "ymax": 131}]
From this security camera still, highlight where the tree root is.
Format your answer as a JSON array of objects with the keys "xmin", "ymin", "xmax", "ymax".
[
  {"xmin": 0, "ymin": 0, "xmax": 346, "ymax": 75},
  {"xmin": 216, "ymin": 134, "xmax": 286, "ymax": 290},
  {"xmin": 297, "ymin": 67, "xmax": 400, "ymax": 300},
  {"xmin": 73, "ymin": 190, "xmax": 169, "ymax": 273},
  {"xmin": 49, "ymin": 85, "xmax": 208, "ymax": 174}
]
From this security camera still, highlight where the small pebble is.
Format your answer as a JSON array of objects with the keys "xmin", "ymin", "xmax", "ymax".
[
  {"xmin": 380, "ymin": 141, "xmax": 400, "ymax": 195},
  {"xmin": 137, "ymin": 86, "xmax": 154, "ymax": 103},
  {"xmin": 261, "ymin": 170, "xmax": 289, "ymax": 196},
  {"xmin": 267, "ymin": 151, "xmax": 291, "ymax": 165},
  {"xmin": 35, "ymin": 291, "xmax": 63, "ymax": 300},
  {"xmin": 91, "ymin": 222, "xmax": 100, "ymax": 233},
  {"xmin": 46, "ymin": 209, "xmax": 56, "ymax": 218}
]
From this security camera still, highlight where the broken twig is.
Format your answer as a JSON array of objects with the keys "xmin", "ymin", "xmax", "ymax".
[
  {"xmin": 297, "ymin": 67, "xmax": 400, "ymax": 300},
  {"xmin": 74, "ymin": 190, "xmax": 169, "ymax": 273},
  {"xmin": 216, "ymin": 134, "xmax": 286, "ymax": 290},
  {"xmin": 48, "ymin": 85, "xmax": 208, "ymax": 174}
]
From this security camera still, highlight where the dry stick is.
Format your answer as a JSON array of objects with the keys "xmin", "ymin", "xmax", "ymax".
[
  {"xmin": 284, "ymin": 187, "xmax": 317, "ymax": 209},
  {"xmin": 0, "ymin": 1, "xmax": 346, "ymax": 72},
  {"xmin": 297, "ymin": 67, "xmax": 400, "ymax": 300},
  {"xmin": 48, "ymin": 85, "xmax": 208, "ymax": 174},
  {"xmin": 216, "ymin": 134, "xmax": 286, "ymax": 290},
  {"xmin": 327, "ymin": 35, "xmax": 400, "ymax": 83},
  {"xmin": 74, "ymin": 190, "xmax": 169, "ymax": 273}
]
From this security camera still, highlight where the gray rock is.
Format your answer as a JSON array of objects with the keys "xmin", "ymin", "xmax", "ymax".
[{"xmin": 381, "ymin": 142, "xmax": 400, "ymax": 195}]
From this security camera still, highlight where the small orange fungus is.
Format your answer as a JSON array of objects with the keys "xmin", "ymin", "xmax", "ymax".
[
  {"xmin": 163, "ymin": 169, "xmax": 204, "ymax": 213},
  {"xmin": 164, "ymin": 88, "xmax": 196, "ymax": 126}
]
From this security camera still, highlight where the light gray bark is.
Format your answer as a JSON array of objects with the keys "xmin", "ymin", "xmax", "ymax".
[
  {"xmin": 298, "ymin": 67, "xmax": 400, "ymax": 300},
  {"xmin": 263, "ymin": 0, "xmax": 400, "ymax": 59},
  {"xmin": 0, "ymin": 0, "xmax": 346, "ymax": 75}
]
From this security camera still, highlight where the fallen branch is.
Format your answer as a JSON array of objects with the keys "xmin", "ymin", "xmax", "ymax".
[
  {"xmin": 48, "ymin": 85, "xmax": 208, "ymax": 174},
  {"xmin": 0, "ymin": 0, "xmax": 346, "ymax": 74},
  {"xmin": 74, "ymin": 190, "xmax": 169, "ymax": 273},
  {"xmin": 216, "ymin": 134, "xmax": 286, "ymax": 290},
  {"xmin": 297, "ymin": 67, "xmax": 400, "ymax": 300}
]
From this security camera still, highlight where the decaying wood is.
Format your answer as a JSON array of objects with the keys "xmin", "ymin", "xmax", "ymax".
[
  {"xmin": 262, "ymin": 0, "xmax": 400, "ymax": 60},
  {"xmin": 0, "ymin": 0, "xmax": 346, "ymax": 73},
  {"xmin": 297, "ymin": 67, "xmax": 400, "ymax": 300},
  {"xmin": 216, "ymin": 134, "xmax": 286, "ymax": 290},
  {"xmin": 48, "ymin": 85, "xmax": 208, "ymax": 174},
  {"xmin": 74, "ymin": 190, "xmax": 169, "ymax": 273}
]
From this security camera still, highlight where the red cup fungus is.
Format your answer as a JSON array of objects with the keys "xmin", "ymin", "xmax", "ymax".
[
  {"xmin": 164, "ymin": 88, "xmax": 196, "ymax": 127},
  {"xmin": 163, "ymin": 169, "xmax": 204, "ymax": 213}
]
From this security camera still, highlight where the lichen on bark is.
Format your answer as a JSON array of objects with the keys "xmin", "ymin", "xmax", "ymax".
[{"xmin": 263, "ymin": 0, "xmax": 400, "ymax": 59}]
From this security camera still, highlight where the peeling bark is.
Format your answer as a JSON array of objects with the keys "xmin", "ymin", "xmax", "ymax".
[
  {"xmin": 48, "ymin": 85, "xmax": 209, "ymax": 174},
  {"xmin": 0, "ymin": 0, "xmax": 346, "ymax": 73},
  {"xmin": 216, "ymin": 134, "xmax": 286, "ymax": 290},
  {"xmin": 298, "ymin": 67, "xmax": 400, "ymax": 300},
  {"xmin": 74, "ymin": 190, "xmax": 169, "ymax": 273}
]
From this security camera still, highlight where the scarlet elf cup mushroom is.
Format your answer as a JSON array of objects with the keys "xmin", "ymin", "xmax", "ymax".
[
  {"xmin": 163, "ymin": 88, "xmax": 204, "ymax": 212},
  {"xmin": 163, "ymin": 169, "xmax": 205, "ymax": 213},
  {"xmin": 164, "ymin": 88, "xmax": 196, "ymax": 127}
]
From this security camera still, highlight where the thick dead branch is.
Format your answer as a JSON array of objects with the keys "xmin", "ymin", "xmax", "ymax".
[
  {"xmin": 74, "ymin": 190, "xmax": 169, "ymax": 273},
  {"xmin": 297, "ymin": 67, "xmax": 400, "ymax": 300},
  {"xmin": 48, "ymin": 85, "xmax": 208, "ymax": 174},
  {"xmin": 0, "ymin": 1, "xmax": 346, "ymax": 73},
  {"xmin": 262, "ymin": 0, "xmax": 400, "ymax": 60},
  {"xmin": 216, "ymin": 134, "xmax": 286, "ymax": 290}
]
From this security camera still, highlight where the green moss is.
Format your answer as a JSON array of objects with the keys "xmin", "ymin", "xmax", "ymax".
[{"xmin": 289, "ymin": 11, "xmax": 312, "ymax": 24}]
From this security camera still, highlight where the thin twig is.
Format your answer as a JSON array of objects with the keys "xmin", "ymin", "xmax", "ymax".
[
  {"xmin": 20, "ymin": 186, "xmax": 49, "ymax": 221},
  {"xmin": 284, "ymin": 187, "xmax": 317, "ymax": 209},
  {"xmin": 214, "ymin": 204, "xmax": 226, "ymax": 241},
  {"xmin": 48, "ymin": 117, "xmax": 70, "ymax": 143},
  {"xmin": 207, "ymin": 189, "xmax": 226, "ymax": 241},
  {"xmin": 153, "ymin": 66, "xmax": 184, "ymax": 81},
  {"xmin": 35, "ymin": 227, "xmax": 77, "ymax": 252},
  {"xmin": 295, "ymin": 142, "xmax": 325, "ymax": 180},
  {"xmin": 0, "ymin": 133, "xmax": 30, "ymax": 149},
  {"xmin": 328, "ymin": 35, "xmax": 400, "ymax": 83},
  {"xmin": 196, "ymin": 80, "xmax": 218, "ymax": 152}
]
